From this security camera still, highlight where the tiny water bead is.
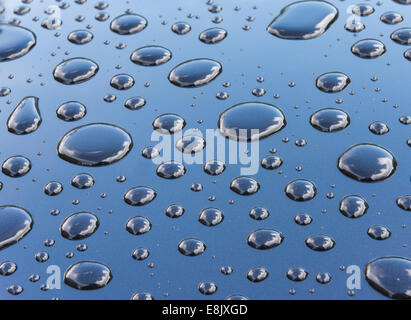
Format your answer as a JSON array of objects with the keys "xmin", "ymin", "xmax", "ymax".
[
  {"xmin": 199, "ymin": 28, "xmax": 227, "ymax": 44},
  {"xmin": 110, "ymin": 74, "xmax": 134, "ymax": 90},
  {"xmin": 171, "ymin": 22, "xmax": 191, "ymax": 35},
  {"xmin": 156, "ymin": 161, "xmax": 186, "ymax": 179},
  {"xmin": 57, "ymin": 123, "xmax": 133, "ymax": 166},
  {"xmin": 397, "ymin": 195, "xmax": 411, "ymax": 211},
  {"xmin": 53, "ymin": 58, "xmax": 99, "ymax": 85},
  {"xmin": 125, "ymin": 97, "xmax": 146, "ymax": 110},
  {"xmin": 351, "ymin": 39, "xmax": 386, "ymax": 59},
  {"xmin": 352, "ymin": 3, "xmax": 375, "ymax": 16},
  {"xmin": 267, "ymin": 1, "xmax": 338, "ymax": 40},
  {"xmin": 230, "ymin": 176, "xmax": 260, "ymax": 195},
  {"xmin": 2, "ymin": 156, "xmax": 31, "ymax": 177},
  {"xmin": 168, "ymin": 59, "xmax": 222, "ymax": 88},
  {"xmin": 64, "ymin": 261, "xmax": 112, "ymax": 290},
  {"xmin": 365, "ymin": 257, "xmax": 411, "ymax": 299},
  {"xmin": 125, "ymin": 216, "xmax": 152, "ymax": 235},
  {"xmin": 294, "ymin": 213, "xmax": 313, "ymax": 226},
  {"xmin": 305, "ymin": 235, "xmax": 336, "ymax": 251},
  {"xmin": 247, "ymin": 267, "xmax": 269, "ymax": 282},
  {"xmin": 367, "ymin": 225, "xmax": 391, "ymax": 240},
  {"xmin": 249, "ymin": 207, "xmax": 270, "ymax": 220},
  {"xmin": 286, "ymin": 267, "xmax": 309, "ymax": 281},
  {"xmin": 199, "ymin": 208, "xmax": 224, "ymax": 227},
  {"xmin": 0, "ymin": 24, "xmax": 36, "ymax": 62},
  {"xmin": 123, "ymin": 186, "xmax": 157, "ymax": 206},
  {"xmin": 56, "ymin": 101, "xmax": 87, "ymax": 121},
  {"xmin": 390, "ymin": 28, "xmax": 411, "ymax": 45},
  {"xmin": 261, "ymin": 155, "xmax": 283, "ymax": 170},
  {"xmin": 175, "ymin": 135, "xmax": 206, "ymax": 154},
  {"xmin": 369, "ymin": 121, "xmax": 389, "ymax": 135},
  {"xmin": 310, "ymin": 108, "xmax": 350, "ymax": 132},
  {"xmin": 380, "ymin": 12, "xmax": 403, "ymax": 24},
  {"xmin": 68, "ymin": 30, "xmax": 93, "ymax": 44},
  {"xmin": 247, "ymin": 229, "xmax": 284, "ymax": 249},
  {"xmin": 130, "ymin": 46, "xmax": 171, "ymax": 66},
  {"xmin": 339, "ymin": 195, "xmax": 369, "ymax": 218},
  {"xmin": 110, "ymin": 14, "xmax": 147, "ymax": 35},
  {"xmin": 0, "ymin": 206, "xmax": 33, "ymax": 250},
  {"xmin": 315, "ymin": 73, "xmax": 351, "ymax": 93},
  {"xmin": 178, "ymin": 238, "xmax": 206, "ymax": 256},
  {"xmin": 44, "ymin": 181, "xmax": 63, "ymax": 196},
  {"xmin": 152, "ymin": 113, "xmax": 186, "ymax": 134},
  {"xmin": 141, "ymin": 146, "xmax": 160, "ymax": 159},
  {"xmin": 203, "ymin": 160, "xmax": 225, "ymax": 175},
  {"xmin": 71, "ymin": 173, "xmax": 94, "ymax": 189},
  {"xmin": 337, "ymin": 144, "xmax": 397, "ymax": 182},
  {"xmin": 132, "ymin": 247, "xmax": 149, "ymax": 261},
  {"xmin": 218, "ymin": 102, "xmax": 286, "ymax": 141},
  {"xmin": 166, "ymin": 204, "xmax": 185, "ymax": 218},
  {"xmin": 285, "ymin": 179, "xmax": 317, "ymax": 201},
  {"xmin": 198, "ymin": 281, "xmax": 218, "ymax": 295},
  {"xmin": 0, "ymin": 261, "xmax": 17, "ymax": 276},
  {"xmin": 60, "ymin": 212, "xmax": 99, "ymax": 240},
  {"xmin": 7, "ymin": 96, "xmax": 41, "ymax": 135}
]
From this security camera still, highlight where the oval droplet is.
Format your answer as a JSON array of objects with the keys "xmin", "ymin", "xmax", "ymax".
[
  {"xmin": 309, "ymin": 108, "xmax": 350, "ymax": 132},
  {"xmin": 397, "ymin": 195, "xmax": 411, "ymax": 211},
  {"xmin": 152, "ymin": 113, "xmax": 186, "ymax": 134},
  {"xmin": 285, "ymin": 179, "xmax": 317, "ymax": 201},
  {"xmin": 391, "ymin": 28, "xmax": 411, "ymax": 45},
  {"xmin": 351, "ymin": 39, "xmax": 386, "ymax": 59},
  {"xmin": 68, "ymin": 30, "xmax": 93, "ymax": 44},
  {"xmin": 305, "ymin": 234, "xmax": 335, "ymax": 251},
  {"xmin": 110, "ymin": 74, "xmax": 134, "ymax": 90},
  {"xmin": 198, "ymin": 208, "xmax": 224, "ymax": 227},
  {"xmin": 53, "ymin": 58, "xmax": 99, "ymax": 85},
  {"xmin": 156, "ymin": 161, "xmax": 186, "ymax": 179},
  {"xmin": 7, "ymin": 96, "xmax": 41, "ymax": 135},
  {"xmin": 175, "ymin": 135, "xmax": 206, "ymax": 154},
  {"xmin": 0, "ymin": 205, "xmax": 32, "ymax": 251},
  {"xmin": 247, "ymin": 228, "xmax": 284, "ymax": 249},
  {"xmin": 56, "ymin": 101, "xmax": 87, "ymax": 121},
  {"xmin": 130, "ymin": 46, "xmax": 172, "ymax": 66},
  {"xmin": 60, "ymin": 212, "xmax": 99, "ymax": 240},
  {"xmin": 315, "ymin": 72, "xmax": 351, "ymax": 93},
  {"xmin": 367, "ymin": 225, "xmax": 391, "ymax": 240},
  {"xmin": 2, "ymin": 156, "xmax": 31, "ymax": 178},
  {"xmin": 0, "ymin": 24, "xmax": 36, "ymax": 62},
  {"xmin": 110, "ymin": 14, "xmax": 147, "ymax": 35},
  {"xmin": 339, "ymin": 195, "xmax": 368, "ymax": 218},
  {"xmin": 125, "ymin": 216, "xmax": 151, "ymax": 235},
  {"xmin": 64, "ymin": 261, "xmax": 112, "ymax": 290},
  {"xmin": 178, "ymin": 238, "xmax": 206, "ymax": 256},
  {"xmin": 380, "ymin": 12, "xmax": 403, "ymax": 25},
  {"xmin": 71, "ymin": 173, "xmax": 94, "ymax": 189},
  {"xmin": 230, "ymin": 176, "xmax": 260, "ymax": 195},
  {"xmin": 123, "ymin": 186, "xmax": 157, "ymax": 206},
  {"xmin": 203, "ymin": 160, "xmax": 226, "ymax": 175},
  {"xmin": 199, "ymin": 28, "xmax": 227, "ymax": 44}
]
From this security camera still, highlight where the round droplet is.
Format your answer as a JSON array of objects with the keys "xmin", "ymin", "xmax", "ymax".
[
  {"xmin": 351, "ymin": 39, "xmax": 386, "ymax": 59},
  {"xmin": 56, "ymin": 101, "xmax": 86, "ymax": 121},
  {"xmin": 41, "ymin": 17, "xmax": 62, "ymax": 29},
  {"xmin": 0, "ymin": 87, "xmax": 11, "ymax": 97},
  {"xmin": 171, "ymin": 22, "xmax": 191, "ymax": 35},
  {"xmin": 199, "ymin": 208, "xmax": 224, "ymax": 226},
  {"xmin": 123, "ymin": 186, "xmax": 156, "ymax": 206},
  {"xmin": 132, "ymin": 247, "xmax": 149, "ymax": 261},
  {"xmin": 2, "ymin": 156, "xmax": 31, "ymax": 177},
  {"xmin": 294, "ymin": 213, "xmax": 313, "ymax": 225},
  {"xmin": 397, "ymin": 195, "xmax": 411, "ymax": 211},
  {"xmin": 60, "ymin": 212, "xmax": 99, "ymax": 240},
  {"xmin": 168, "ymin": 59, "xmax": 222, "ymax": 88},
  {"xmin": 285, "ymin": 179, "xmax": 317, "ymax": 201},
  {"xmin": 367, "ymin": 225, "xmax": 391, "ymax": 240},
  {"xmin": 316, "ymin": 272, "xmax": 332, "ymax": 284},
  {"xmin": 0, "ymin": 206, "xmax": 32, "ymax": 250},
  {"xmin": 305, "ymin": 235, "xmax": 335, "ymax": 251},
  {"xmin": 178, "ymin": 238, "xmax": 206, "ymax": 256},
  {"xmin": 110, "ymin": 14, "xmax": 147, "ymax": 35},
  {"xmin": 0, "ymin": 261, "xmax": 17, "ymax": 276},
  {"xmin": 249, "ymin": 207, "xmax": 270, "ymax": 220},
  {"xmin": 64, "ymin": 261, "xmax": 112, "ymax": 290},
  {"xmin": 7, "ymin": 285, "xmax": 23, "ymax": 295},
  {"xmin": 110, "ymin": 74, "xmax": 134, "ymax": 90},
  {"xmin": 57, "ymin": 123, "xmax": 133, "ymax": 166},
  {"xmin": 203, "ymin": 160, "xmax": 225, "ymax": 175},
  {"xmin": 125, "ymin": 216, "xmax": 151, "ymax": 235},
  {"xmin": 71, "ymin": 173, "xmax": 94, "ymax": 189},
  {"xmin": 352, "ymin": 3, "xmax": 374, "ymax": 16},
  {"xmin": 337, "ymin": 144, "xmax": 397, "ymax": 182},
  {"xmin": 199, "ymin": 28, "xmax": 227, "ymax": 44},
  {"xmin": 198, "ymin": 281, "xmax": 217, "ymax": 295},
  {"xmin": 286, "ymin": 267, "xmax": 309, "ymax": 281},
  {"xmin": 365, "ymin": 257, "xmax": 411, "ymax": 299},
  {"xmin": 391, "ymin": 28, "xmax": 411, "ymax": 45},
  {"xmin": 380, "ymin": 12, "xmax": 403, "ymax": 24},
  {"xmin": 267, "ymin": 1, "xmax": 338, "ymax": 40},
  {"xmin": 247, "ymin": 267, "xmax": 269, "ymax": 282},
  {"xmin": 345, "ymin": 20, "xmax": 365, "ymax": 32},
  {"xmin": 218, "ymin": 102, "xmax": 286, "ymax": 141},
  {"xmin": 68, "ymin": 30, "xmax": 93, "ymax": 44},
  {"xmin": 339, "ymin": 195, "xmax": 368, "ymax": 218},
  {"xmin": 44, "ymin": 181, "xmax": 63, "ymax": 196},
  {"xmin": 141, "ymin": 146, "xmax": 160, "ymax": 159},
  {"xmin": 131, "ymin": 292, "xmax": 154, "ymax": 300},
  {"xmin": 310, "ymin": 108, "xmax": 350, "ymax": 132},
  {"xmin": 125, "ymin": 97, "xmax": 146, "ymax": 110},
  {"xmin": 261, "ymin": 155, "xmax": 283, "ymax": 170},
  {"xmin": 53, "ymin": 58, "xmax": 99, "ymax": 85},
  {"xmin": 247, "ymin": 228, "xmax": 284, "ymax": 249},
  {"xmin": 369, "ymin": 121, "xmax": 389, "ymax": 135},
  {"xmin": 35, "ymin": 251, "xmax": 49, "ymax": 263},
  {"xmin": 315, "ymin": 72, "xmax": 351, "ymax": 93},
  {"xmin": 130, "ymin": 46, "xmax": 171, "ymax": 66},
  {"xmin": 230, "ymin": 176, "xmax": 260, "ymax": 195},
  {"xmin": 7, "ymin": 96, "xmax": 42, "ymax": 135},
  {"xmin": 156, "ymin": 161, "xmax": 186, "ymax": 179},
  {"xmin": 166, "ymin": 204, "xmax": 185, "ymax": 218},
  {"xmin": 152, "ymin": 113, "xmax": 185, "ymax": 134},
  {"xmin": 175, "ymin": 135, "xmax": 205, "ymax": 154},
  {"xmin": 0, "ymin": 24, "xmax": 36, "ymax": 62}
]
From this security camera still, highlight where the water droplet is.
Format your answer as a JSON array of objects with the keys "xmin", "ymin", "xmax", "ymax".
[
  {"xmin": 171, "ymin": 22, "xmax": 191, "ymax": 35},
  {"xmin": 287, "ymin": 267, "xmax": 309, "ymax": 281},
  {"xmin": 247, "ymin": 228, "xmax": 284, "ymax": 249},
  {"xmin": 152, "ymin": 113, "xmax": 186, "ymax": 134},
  {"xmin": 226, "ymin": 295, "xmax": 248, "ymax": 300},
  {"xmin": 0, "ymin": 24, "xmax": 36, "ymax": 62},
  {"xmin": 35, "ymin": 251, "xmax": 49, "ymax": 263},
  {"xmin": 345, "ymin": 20, "xmax": 365, "ymax": 32},
  {"xmin": 176, "ymin": 135, "xmax": 206, "ymax": 154},
  {"xmin": 391, "ymin": 28, "xmax": 411, "ymax": 45},
  {"xmin": 68, "ymin": 30, "xmax": 93, "ymax": 44},
  {"xmin": 178, "ymin": 238, "xmax": 206, "ymax": 256},
  {"xmin": 0, "ymin": 206, "xmax": 32, "ymax": 250},
  {"xmin": 249, "ymin": 207, "xmax": 270, "ymax": 220},
  {"xmin": 71, "ymin": 173, "xmax": 94, "ymax": 189},
  {"xmin": 44, "ymin": 181, "xmax": 63, "ymax": 196},
  {"xmin": 166, "ymin": 204, "xmax": 185, "ymax": 218},
  {"xmin": 339, "ymin": 195, "xmax": 368, "ymax": 218},
  {"xmin": 0, "ymin": 261, "xmax": 17, "ymax": 276},
  {"xmin": 56, "ymin": 101, "xmax": 87, "ymax": 121},
  {"xmin": 218, "ymin": 102, "xmax": 286, "ymax": 141},
  {"xmin": 57, "ymin": 123, "xmax": 133, "ymax": 166},
  {"xmin": 41, "ymin": 17, "xmax": 62, "ymax": 29},
  {"xmin": 0, "ymin": 87, "xmax": 11, "ymax": 97},
  {"xmin": 7, "ymin": 96, "xmax": 41, "ymax": 135},
  {"xmin": 199, "ymin": 28, "xmax": 227, "ymax": 44},
  {"xmin": 380, "ymin": 12, "xmax": 403, "ymax": 24},
  {"xmin": 2, "ymin": 156, "xmax": 31, "ymax": 177},
  {"xmin": 7, "ymin": 285, "xmax": 23, "ymax": 295},
  {"xmin": 60, "ymin": 212, "xmax": 99, "ymax": 240},
  {"xmin": 131, "ymin": 292, "xmax": 154, "ymax": 300},
  {"xmin": 168, "ymin": 59, "xmax": 222, "ymax": 88},
  {"xmin": 125, "ymin": 97, "xmax": 146, "ymax": 110},
  {"xmin": 352, "ymin": 3, "xmax": 374, "ymax": 16},
  {"xmin": 267, "ymin": 1, "xmax": 338, "ymax": 40},
  {"xmin": 126, "ymin": 216, "xmax": 151, "ymax": 235},
  {"xmin": 230, "ymin": 176, "xmax": 260, "ymax": 195},
  {"xmin": 198, "ymin": 281, "xmax": 218, "ymax": 295},
  {"xmin": 294, "ymin": 213, "xmax": 313, "ymax": 225},
  {"xmin": 247, "ymin": 267, "xmax": 269, "ymax": 282},
  {"xmin": 199, "ymin": 208, "xmax": 224, "ymax": 226},
  {"xmin": 203, "ymin": 160, "xmax": 225, "ymax": 175},
  {"xmin": 156, "ymin": 161, "xmax": 186, "ymax": 179},
  {"xmin": 123, "ymin": 186, "xmax": 156, "ymax": 206},
  {"xmin": 351, "ymin": 39, "xmax": 386, "ymax": 59},
  {"xmin": 110, "ymin": 14, "xmax": 147, "ymax": 35},
  {"xmin": 130, "ymin": 46, "xmax": 171, "ymax": 66},
  {"xmin": 53, "ymin": 58, "xmax": 99, "ymax": 85},
  {"xmin": 404, "ymin": 48, "xmax": 411, "ymax": 61},
  {"xmin": 305, "ymin": 235, "xmax": 335, "ymax": 251},
  {"xmin": 132, "ymin": 247, "xmax": 149, "ymax": 261},
  {"xmin": 141, "ymin": 146, "xmax": 160, "ymax": 159},
  {"xmin": 64, "ymin": 261, "xmax": 112, "ymax": 290},
  {"xmin": 397, "ymin": 195, "xmax": 411, "ymax": 211},
  {"xmin": 337, "ymin": 144, "xmax": 397, "ymax": 182},
  {"xmin": 315, "ymin": 72, "xmax": 351, "ymax": 93},
  {"xmin": 367, "ymin": 225, "xmax": 391, "ymax": 240},
  {"xmin": 110, "ymin": 74, "xmax": 134, "ymax": 90},
  {"xmin": 316, "ymin": 272, "xmax": 332, "ymax": 284},
  {"xmin": 369, "ymin": 121, "xmax": 389, "ymax": 135},
  {"xmin": 310, "ymin": 108, "xmax": 350, "ymax": 132},
  {"xmin": 285, "ymin": 179, "xmax": 317, "ymax": 201}
]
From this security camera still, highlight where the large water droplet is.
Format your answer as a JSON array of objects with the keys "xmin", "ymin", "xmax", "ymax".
[
  {"xmin": 178, "ymin": 238, "xmax": 206, "ymax": 256},
  {"xmin": 199, "ymin": 28, "xmax": 227, "ymax": 44},
  {"xmin": 60, "ymin": 212, "xmax": 99, "ymax": 240},
  {"xmin": 71, "ymin": 173, "xmax": 94, "ymax": 189},
  {"xmin": 199, "ymin": 208, "xmax": 224, "ymax": 226},
  {"xmin": 380, "ymin": 12, "xmax": 403, "ymax": 24},
  {"xmin": 310, "ymin": 108, "xmax": 350, "ymax": 132},
  {"xmin": 168, "ymin": 59, "xmax": 222, "ymax": 88},
  {"xmin": 391, "ymin": 28, "xmax": 411, "ymax": 45},
  {"xmin": 267, "ymin": 1, "xmax": 338, "ymax": 40},
  {"xmin": 285, "ymin": 179, "xmax": 317, "ymax": 201},
  {"xmin": 7, "ymin": 96, "xmax": 41, "ymax": 135},
  {"xmin": 152, "ymin": 113, "xmax": 185, "ymax": 134},
  {"xmin": 126, "ymin": 216, "xmax": 151, "ymax": 235},
  {"xmin": 0, "ymin": 24, "xmax": 36, "ymax": 62},
  {"xmin": 68, "ymin": 30, "xmax": 93, "ymax": 44},
  {"xmin": 247, "ymin": 228, "xmax": 284, "ymax": 249},
  {"xmin": 57, "ymin": 123, "xmax": 133, "ymax": 166},
  {"xmin": 156, "ymin": 161, "xmax": 186, "ymax": 179},
  {"xmin": 110, "ymin": 74, "xmax": 134, "ymax": 90},
  {"xmin": 230, "ymin": 176, "xmax": 260, "ymax": 195},
  {"xmin": 351, "ymin": 39, "xmax": 386, "ymax": 59},
  {"xmin": 2, "ymin": 156, "xmax": 31, "ymax": 177},
  {"xmin": 0, "ymin": 205, "xmax": 32, "ymax": 250},
  {"xmin": 110, "ymin": 14, "xmax": 147, "ymax": 35},
  {"xmin": 305, "ymin": 234, "xmax": 335, "ymax": 251},
  {"xmin": 53, "ymin": 58, "xmax": 99, "ymax": 85},
  {"xmin": 56, "ymin": 101, "xmax": 86, "ymax": 121},
  {"xmin": 130, "ymin": 46, "xmax": 171, "ymax": 66},
  {"xmin": 218, "ymin": 102, "xmax": 286, "ymax": 141},
  {"xmin": 367, "ymin": 225, "xmax": 391, "ymax": 240},
  {"xmin": 123, "ymin": 186, "xmax": 156, "ymax": 206},
  {"xmin": 352, "ymin": 3, "xmax": 374, "ymax": 16},
  {"xmin": 337, "ymin": 144, "xmax": 397, "ymax": 182},
  {"xmin": 397, "ymin": 195, "xmax": 411, "ymax": 211},
  {"xmin": 64, "ymin": 261, "xmax": 112, "ymax": 290},
  {"xmin": 339, "ymin": 195, "xmax": 368, "ymax": 218},
  {"xmin": 315, "ymin": 72, "xmax": 351, "ymax": 93}
]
